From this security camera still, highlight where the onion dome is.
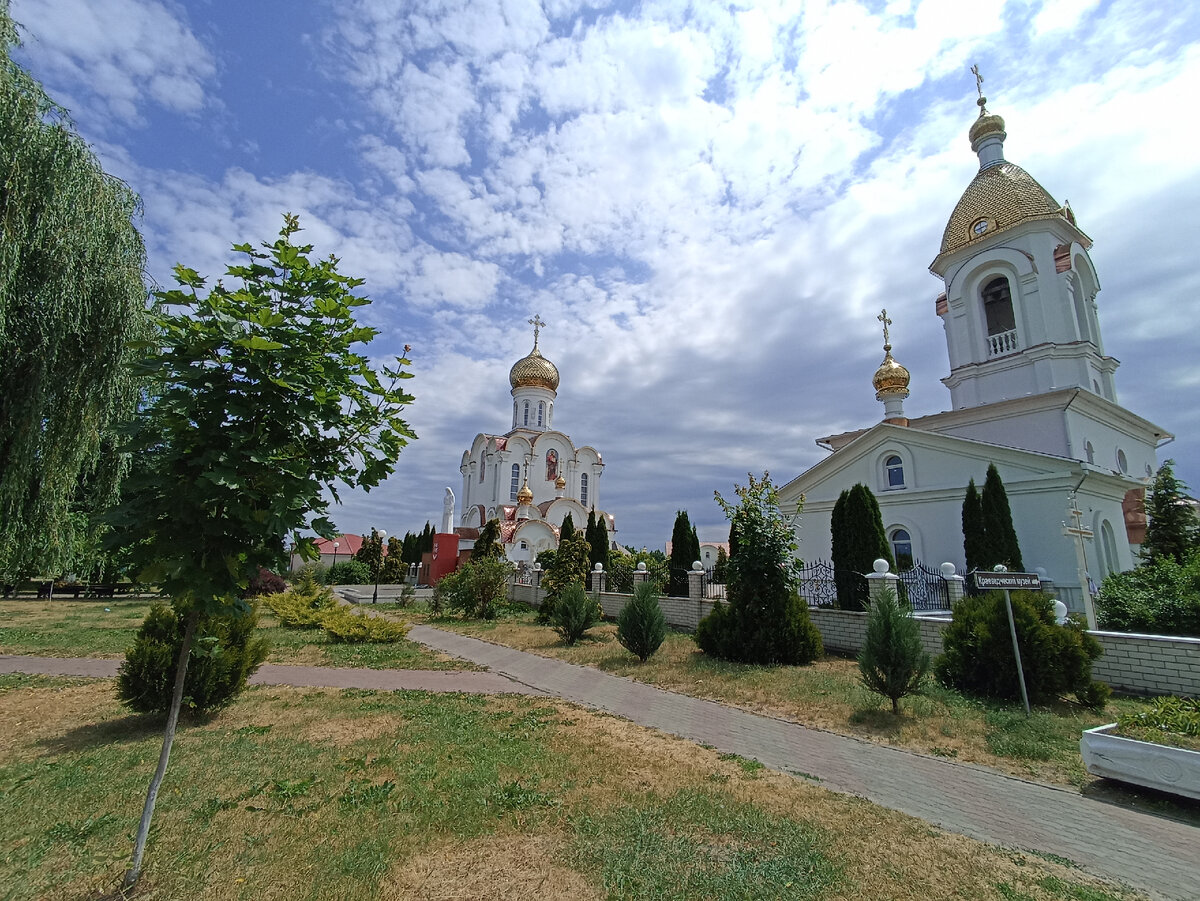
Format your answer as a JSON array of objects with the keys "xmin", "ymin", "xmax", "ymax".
[
  {"xmin": 554, "ymin": 475, "xmax": 566, "ymax": 490},
  {"xmin": 509, "ymin": 316, "xmax": 560, "ymax": 391},
  {"xmin": 968, "ymin": 111, "xmax": 1005, "ymax": 148},
  {"xmin": 873, "ymin": 347, "xmax": 911, "ymax": 398},
  {"xmin": 516, "ymin": 480, "xmax": 534, "ymax": 506}
]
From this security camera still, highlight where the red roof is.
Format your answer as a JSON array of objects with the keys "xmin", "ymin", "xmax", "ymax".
[{"xmin": 313, "ymin": 534, "xmax": 389, "ymax": 556}]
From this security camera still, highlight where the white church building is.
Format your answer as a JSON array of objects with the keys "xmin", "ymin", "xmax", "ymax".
[
  {"xmin": 455, "ymin": 317, "xmax": 615, "ymax": 564},
  {"xmin": 777, "ymin": 86, "xmax": 1173, "ymax": 615}
]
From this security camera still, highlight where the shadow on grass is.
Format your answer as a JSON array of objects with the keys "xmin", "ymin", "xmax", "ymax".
[
  {"xmin": 847, "ymin": 706, "xmax": 906, "ymax": 737},
  {"xmin": 1079, "ymin": 777, "xmax": 1200, "ymax": 827},
  {"xmin": 37, "ymin": 709, "xmax": 217, "ymax": 755}
]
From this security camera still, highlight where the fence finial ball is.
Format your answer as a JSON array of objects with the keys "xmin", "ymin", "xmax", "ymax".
[
  {"xmin": 594, "ymin": 562, "xmax": 603, "ymax": 571},
  {"xmin": 636, "ymin": 562, "xmax": 647, "ymax": 571},
  {"xmin": 993, "ymin": 564, "xmax": 1008, "ymax": 572},
  {"xmin": 940, "ymin": 561, "xmax": 957, "ymax": 578},
  {"xmin": 692, "ymin": 561, "xmax": 703, "ymax": 571},
  {"xmin": 872, "ymin": 558, "xmax": 890, "ymax": 574}
]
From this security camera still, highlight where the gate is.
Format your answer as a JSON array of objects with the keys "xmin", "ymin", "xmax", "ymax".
[{"xmin": 896, "ymin": 562, "xmax": 951, "ymax": 612}]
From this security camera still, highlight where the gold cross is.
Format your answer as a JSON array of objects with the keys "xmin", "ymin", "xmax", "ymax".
[
  {"xmin": 528, "ymin": 314, "xmax": 546, "ymax": 346},
  {"xmin": 877, "ymin": 309, "xmax": 892, "ymax": 348}
]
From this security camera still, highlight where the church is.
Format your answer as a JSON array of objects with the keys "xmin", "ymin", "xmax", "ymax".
[
  {"xmin": 777, "ymin": 80, "xmax": 1172, "ymax": 620},
  {"xmin": 454, "ymin": 317, "xmax": 615, "ymax": 564}
]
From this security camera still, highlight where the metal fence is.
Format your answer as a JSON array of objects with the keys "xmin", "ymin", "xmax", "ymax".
[
  {"xmin": 897, "ymin": 561, "xmax": 952, "ymax": 612},
  {"xmin": 796, "ymin": 559, "xmax": 952, "ymax": 612}
]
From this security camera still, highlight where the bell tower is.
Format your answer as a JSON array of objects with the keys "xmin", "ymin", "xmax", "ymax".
[{"xmin": 929, "ymin": 70, "xmax": 1118, "ymax": 411}]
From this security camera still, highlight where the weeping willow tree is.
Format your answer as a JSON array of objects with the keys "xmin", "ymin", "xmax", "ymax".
[{"xmin": 0, "ymin": 3, "xmax": 150, "ymax": 581}]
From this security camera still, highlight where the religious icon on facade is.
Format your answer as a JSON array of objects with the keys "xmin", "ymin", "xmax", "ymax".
[{"xmin": 546, "ymin": 448, "xmax": 558, "ymax": 481}]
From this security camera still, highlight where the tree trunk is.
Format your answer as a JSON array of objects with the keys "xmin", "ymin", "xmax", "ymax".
[{"xmin": 122, "ymin": 607, "xmax": 200, "ymax": 890}]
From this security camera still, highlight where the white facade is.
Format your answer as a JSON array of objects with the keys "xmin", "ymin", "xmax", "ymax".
[
  {"xmin": 456, "ymin": 323, "xmax": 615, "ymax": 564},
  {"xmin": 778, "ymin": 97, "xmax": 1172, "ymax": 612}
]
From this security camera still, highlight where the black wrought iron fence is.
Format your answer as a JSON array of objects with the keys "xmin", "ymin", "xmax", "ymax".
[{"xmin": 896, "ymin": 561, "xmax": 951, "ymax": 611}]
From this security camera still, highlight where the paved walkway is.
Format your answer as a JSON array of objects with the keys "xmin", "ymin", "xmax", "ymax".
[{"xmin": 5, "ymin": 632, "xmax": 1198, "ymax": 900}]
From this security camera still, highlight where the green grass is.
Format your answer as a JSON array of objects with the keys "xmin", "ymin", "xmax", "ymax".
[{"xmin": 0, "ymin": 598, "xmax": 467, "ymax": 671}]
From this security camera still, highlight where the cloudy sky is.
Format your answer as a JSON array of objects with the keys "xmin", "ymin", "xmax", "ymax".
[{"xmin": 11, "ymin": 0, "xmax": 1200, "ymax": 551}]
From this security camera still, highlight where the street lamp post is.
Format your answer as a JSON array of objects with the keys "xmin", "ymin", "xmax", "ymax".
[
  {"xmin": 332, "ymin": 541, "xmax": 339, "ymax": 568},
  {"xmin": 371, "ymin": 529, "xmax": 387, "ymax": 604}
]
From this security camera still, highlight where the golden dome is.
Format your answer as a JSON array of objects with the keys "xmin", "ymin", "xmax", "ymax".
[
  {"xmin": 937, "ymin": 162, "xmax": 1064, "ymax": 259},
  {"xmin": 968, "ymin": 112, "xmax": 1005, "ymax": 147},
  {"xmin": 509, "ymin": 345, "xmax": 560, "ymax": 391},
  {"xmin": 554, "ymin": 475, "xmax": 566, "ymax": 490},
  {"xmin": 516, "ymin": 480, "xmax": 534, "ymax": 505},
  {"xmin": 873, "ymin": 347, "xmax": 910, "ymax": 397}
]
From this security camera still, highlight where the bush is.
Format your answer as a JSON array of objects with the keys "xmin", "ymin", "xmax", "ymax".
[
  {"xmin": 552, "ymin": 583, "xmax": 601, "ymax": 645},
  {"xmin": 245, "ymin": 568, "xmax": 287, "ymax": 598},
  {"xmin": 695, "ymin": 474, "xmax": 823, "ymax": 665},
  {"xmin": 1116, "ymin": 696, "xmax": 1200, "ymax": 750},
  {"xmin": 617, "ymin": 581, "xmax": 667, "ymax": 662},
  {"xmin": 320, "ymin": 605, "xmax": 410, "ymax": 643},
  {"xmin": 117, "ymin": 603, "xmax": 269, "ymax": 715},
  {"xmin": 263, "ymin": 573, "xmax": 337, "ymax": 628},
  {"xmin": 538, "ymin": 531, "xmax": 590, "ymax": 624},
  {"xmin": 1097, "ymin": 550, "xmax": 1200, "ymax": 637},
  {"xmin": 435, "ymin": 557, "xmax": 512, "ymax": 619},
  {"xmin": 935, "ymin": 591, "xmax": 1107, "ymax": 707},
  {"xmin": 858, "ymin": 589, "xmax": 929, "ymax": 714},
  {"xmin": 326, "ymin": 559, "xmax": 371, "ymax": 585}
]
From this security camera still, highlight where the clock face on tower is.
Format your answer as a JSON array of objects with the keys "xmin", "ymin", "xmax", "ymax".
[{"xmin": 972, "ymin": 218, "xmax": 990, "ymax": 236}]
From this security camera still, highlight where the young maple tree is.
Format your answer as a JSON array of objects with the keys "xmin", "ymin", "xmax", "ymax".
[{"xmin": 107, "ymin": 215, "xmax": 416, "ymax": 889}]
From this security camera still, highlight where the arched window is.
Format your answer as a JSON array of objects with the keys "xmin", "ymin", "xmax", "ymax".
[
  {"xmin": 982, "ymin": 276, "xmax": 1017, "ymax": 355},
  {"xmin": 523, "ymin": 402, "xmax": 529, "ymax": 426},
  {"xmin": 1085, "ymin": 441, "xmax": 1094, "ymax": 464},
  {"xmin": 1117, "ymin": 449, "xmax": 1128, "ymax": 473},
  {"xmin": 510, "ymin": 464, "xmax": 520, "ymax": 501},
  {"xmin": 885, "ymin": 455, "xmax": 905, "ymax": 489},
  {"xmin": 547, "ymin": 403, "xmax": 553, "ymax": 427},
  {"xmin": 890, "ymin": 529, "xmax": 913, "ymax": 571},
  {"xmin": 1100, "ymin": 520, "xmax": 1119, "ymax": 577},
  {"xmin": 580, "ymin": 473, "xmax": 589, "ymax": 507},
  {"xmin": 537, "ymin": 401, "xmax": 545, "ymax": 427},
  {"xmin": 479, "ymin": 451, "xmax": 485, "ymax": 482}
]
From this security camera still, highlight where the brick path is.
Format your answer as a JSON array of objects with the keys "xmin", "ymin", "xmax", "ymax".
[{"xmin": 5, "ymin": 631, "xmax": 1198, "ymax": 900}]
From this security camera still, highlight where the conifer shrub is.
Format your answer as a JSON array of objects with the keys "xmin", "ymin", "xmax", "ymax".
[
  {"xmin": 552, "ymin": 582, "xmax": 601, "ymax": 645},
  {"xmin": 118, "ymin": 603, "xmax": 269, "ymax": 715},
  {"xmin": 538, "ymin": 531, "xmax": 590, "ymax": 624},
  {"xmin": 935, "ymin": 590, "xmax": 1108, "ymax": 707},
  {"xmin": 319, "ymin": 605, "xmax": 410, "ymax": 643},
  {"xmin": 617, "ymin": 580, "xmax": 667, "ymax": 662},
  {"xmin": 263, "ymin": 572, "xmax": 337, "ymax": 628},
  {"xmin": 325, "ymin": 559, "xmax": 371, "ymax": 585},
  {"xmin": 858, "ymin": 589, "xmax": 929, "ymax": 714},
  {"xmin": 695, "ymin": 474, "xmax": 823, "ymax": 665}
]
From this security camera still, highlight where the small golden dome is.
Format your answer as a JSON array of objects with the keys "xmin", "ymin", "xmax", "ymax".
[
  {"xmin": 936, "ymin": 162, "xmax": 1064, "ymax": 261},
  {"xmin": 873, "ymin": 347, "xmax": 911, "ymax": 396},
  {"xmin": 509, "ymin": 345, "xmax": 560, "ymax": 391},
  {"xmin": 554, "ymin": 475, "xmax": 566, "ymax": 490},
  {"xmin": 968, "ymin": 112, "xmax": 1006, "ymax": 147},
  {"xmin": 516, "ymin": 480, "xmax": 534, "ymax": 505}
]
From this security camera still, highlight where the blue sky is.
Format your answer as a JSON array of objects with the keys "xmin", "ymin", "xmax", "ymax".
[{"xmin": 11, "ymin": 0, "xmax": 1200, "ymax": 552}]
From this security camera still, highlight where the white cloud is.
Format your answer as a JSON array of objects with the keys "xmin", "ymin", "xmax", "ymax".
[{"xmin": 10, "ymin": 0, "xmax": 216, "ymax": 128}]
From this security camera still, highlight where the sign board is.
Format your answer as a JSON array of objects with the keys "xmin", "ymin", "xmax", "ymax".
[{"xmin": 973, "ymin": 571, "xmax": 1042, "ymax": 591}]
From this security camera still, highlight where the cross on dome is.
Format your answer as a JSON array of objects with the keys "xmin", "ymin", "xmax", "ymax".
[
  {"xmin": 877, "ymin": 308, "xmax": 892, "ymax": 349},
  {"xmin": 528, "ymin": 314, "xmax": 546, "ymax": 348}
]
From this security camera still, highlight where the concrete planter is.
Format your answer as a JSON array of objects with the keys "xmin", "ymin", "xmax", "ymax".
[{"xmin": 1081, "ymin": 724, "xmax": 1200, "ymax": 801}]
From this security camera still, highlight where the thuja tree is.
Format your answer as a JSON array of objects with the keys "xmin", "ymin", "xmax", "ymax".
[
  {"xmin": 830, "ymin": 484, "xmax": 893, "ymax": 611},
  {"xmin": 981, "ymin": 464, "xmax": 1024, "ymax": 571},
  {"xmin": 1, "ymin": 5, "xmax": 151, "ymax": 581},
  {"xmin": 586, "ymin": 509, "xmax": 610, "ymax": 572},
  {"xmin": 472, "ymin": 518, "xmax": 504, "ymax": 560},
  {"xmin": 560, "ymin": 512, "xmax": 577, "ymax": 543},
  {"xmin": 695, "ymin": 473, "xmax": 822, "ymax": 665},
  {"xmin": 106, "ymin": 215, "xmax": 416, "ymax": 889},
  {"xmin": 668, "ymin": 510, "xmax": 700, "ymax": 596},
  {"xmin": 962, "ymin": 478, "xmax": 986, "ymax": 573},
  {"xmin": 1142, "ymin": 460, "xmax": 1198, "ymax": 565},
  {"xmin": 355, "ymin": 529, "xmax": 384, "ymax": 580},
  {"xmin": 538, "ymin": 529, "xmax": 590, "ymax": 623}
]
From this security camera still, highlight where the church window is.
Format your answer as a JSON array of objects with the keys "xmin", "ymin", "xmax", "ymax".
[
  {"xmin": 479, "ymin": 451, "xmax": 485, "ymax": 482},
  {"xmin": 982, "ymin": 276, "xmax": 1017, "ymax": 355},
  {"xmin": 1092, "ymin": 380, "xmax": 1101, "ymax": 395},
  {"xmin": 523, "ymin": 402, "xmax": 530, "ymax": 426},
  {"xmin": 510, "ymin": 464, "xmax": 520, "ymax": 501},
  {"xmin": 537, "ymin": 401, "xmax": 545, "ymax": 427},
  {"xmin": 546, "ymin": 449, "xmax": 558, "ymax": 481},
  {"xmin": 885, "ymin": 455, "xmax": 905, "ymax": 488},
  {"xmin": 519, "ymin": 540, "xmax": 528, "ymax": 550},
  {"xmin": 1085, "ymin": 441, "xmax": 1094, "ymax": 464},
  {"xmin": 548, "ymin": 403, "xmax": 553, "ymax": 426},
  {"xmin": 1116, "ymin": 448, "xmax": 1128, "ymax": 473},
  {"xmin": 580, "ymin": 473, "xmax": 589, "ymax": 507},
  {"xmin": 1099, "ymin": 520, "xmax": 1119, "ymax": 577},
  {"xmin": 889, "ymin": 529, "xmax": 914, "ymax": 571},
  {"xmin": 513, "ymin": 401, "xmax": 518, "ymax": 426}
]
